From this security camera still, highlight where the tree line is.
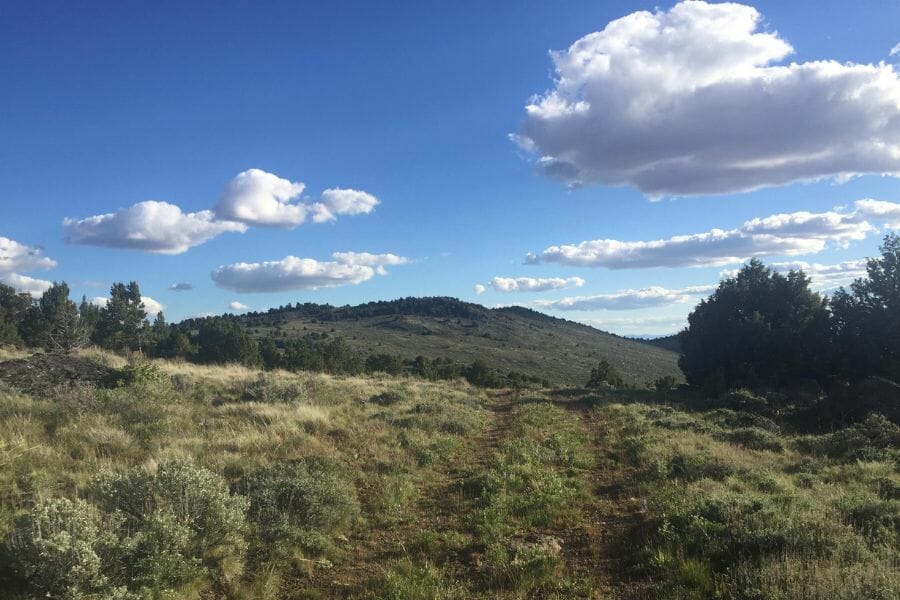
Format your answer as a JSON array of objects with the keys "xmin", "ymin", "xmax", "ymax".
[
  {"xmin": 0, "ymin": 280, "xmax": 544, "ymax": 388},
  {"xmin": 679, "ymin": 233, "xmax": 900, "ymax": 393}
]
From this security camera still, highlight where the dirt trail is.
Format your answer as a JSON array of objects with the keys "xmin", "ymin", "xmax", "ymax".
[
  {"xmin": 553, "ymin": 392, "xmax": 646, "ymax": 597},
  {"xmin": 307, "ymin": 390, "xmax": 643, "ymax": 598},
  {"xmin": 307, "ymin": 390, "xmax": 513, "ymax": 598}
]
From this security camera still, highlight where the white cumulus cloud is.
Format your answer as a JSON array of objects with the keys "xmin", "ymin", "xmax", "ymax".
[
  {"xmin": 0, "ymin": 236, "xmax": 57, "ymax": 274},
  {"xmin": 215, "ymin": 168, "xmax": 308, "ymax": 227},
  {"xmin": 526, "ymin": 200, "xmax": 899, "ymax": 269},
  {"xmin": 1, "ymin": 273, "xmax": 54, "ymax": 298},
  {"xmin": 229, "ymin": 301, "xmax": 250, "ymax": 311},
  {"xmin": 891, "ymin": 43, "xmax": 900, "ymax": 57},
  {"xmin": 515, "ymin": 1, "xmax": 900, "ymax": 196},
  {"xmin": 311, "ymin": 188, "xmax": 380, "ymax": 223},
  {"xmin": 536, "ymin": 285, "xmax": 715, "ymax": 311},
  {"xmin": 64, "ymin": 201, "xmax": 247, "ymax": 255},
  {"xmin": 486, "ymin": 276, "xmax": 586, "ymax": 293},
  {"xmin": 474, "ymin": 284, "xmax": 487, "ymax": 295},
  {"xmin": 855, "ymin": 198, "xmax": 900, "ymax": 227},
  {"xmin": 215, "ymin": 170, "xmax": 381, "ymax": 228},
  {"xmin": 211, "ymin": 251, "xmax": 409, "ymax": 293}
]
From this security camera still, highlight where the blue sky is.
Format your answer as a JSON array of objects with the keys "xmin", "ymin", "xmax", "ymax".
[{"xmin": 2, "ymin": 0, "xmax": 900, "ymax": 335}]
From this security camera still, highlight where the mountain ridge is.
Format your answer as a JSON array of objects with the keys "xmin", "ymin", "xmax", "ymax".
[{"xmin": 181, "ymin": 297, "xmax": 682, "ymax": 386}]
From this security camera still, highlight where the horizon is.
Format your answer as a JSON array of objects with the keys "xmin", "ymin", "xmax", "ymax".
[{"xmin": 3, "ymin": 0, "xmax": 900, "ymax": 336}]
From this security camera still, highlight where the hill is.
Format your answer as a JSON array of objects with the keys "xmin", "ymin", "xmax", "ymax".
[
  {"xmin": 635, "ymin": 333, "xmax": 682, "ymax": 354},
  {"xmin": 184, "ymin": 297, "xmax": 682, "ymax": 386}
]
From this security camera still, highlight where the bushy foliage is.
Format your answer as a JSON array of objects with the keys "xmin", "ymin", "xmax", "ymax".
[
  {"xmin": 8, "ymin": 497, "xmax": 108, "ymax": 599},
  {"xmin": 106, "ymin": 360, "xmax": 171, "ymax": 390},
  {"xmin": 0, "ymin": 282, "xmax": 31, "ymax": 345},
  {"xmin": 6, "ymin": 462, "xmax": 248, "ymax": 598},
  {"xmin": 90, "ymin": 461, "xmax": 248, "ymax": 590},
  {"xmin": 465, "ymin": 359, "xmax": 504, "ymax": 387},
  {"xmin": 679, "ymin": 260, "xmax": 830, "ymax": 390},
  {"xmin": 91, "ymin": 282, "xmax": 147, "ymax": 352},
  {"xmin": 586, "ymin": 358, "xmax": 624, "ymax": 388},
  {"xmin": 831, "ymin": 234, "xmax": 900, "ymax": 381},
  {"xmin": 235, "ymin": 457, "xmax": 359, "ymax": 560},
  {"xmin": 196, "ymin": 318, "xmax": 260, "ymax": 366},
  {"xmin": 796, "ymin": 414, "xmax": 900, "ymax": 461}
]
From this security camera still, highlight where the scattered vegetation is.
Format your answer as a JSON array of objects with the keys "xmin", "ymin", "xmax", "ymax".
[{"xmin": 594, "ymin": 402, "xmax": 899, "ymax": 599}]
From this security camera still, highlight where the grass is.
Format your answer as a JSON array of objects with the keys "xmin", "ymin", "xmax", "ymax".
[
  {"xmin": 0, "ymin": 349, "xmax": 896, "ymax": 598},
  {"xmin": 592, "ymin": 402, "xmax": 900, "ymax": 599},
  {"xmin": 0, "ymin": 350, "xmax": 489, "ymax": 598}
]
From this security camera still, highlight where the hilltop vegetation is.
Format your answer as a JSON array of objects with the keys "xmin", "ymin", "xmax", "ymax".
[
  {"xmin": 205, "ymin": 297, "xmax": 683, "ymax": 387},
  {"xmin": 0, "ymin": 282, "xmax": 681, "ymax": 388}
]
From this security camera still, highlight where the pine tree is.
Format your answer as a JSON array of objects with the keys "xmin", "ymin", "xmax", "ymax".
[
  {"xmin": 0, "ymin": 282, "xmax": 31, "ymax": 345},
  {"xmin": 93, "ymin": 282, "xmax": 148, "ymax": 352}
]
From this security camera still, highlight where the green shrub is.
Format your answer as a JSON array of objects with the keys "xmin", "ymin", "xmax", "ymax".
[
  {"xmin": 370, "ymin": 390, "xmax": 404, "ymax": 406},
  {"xmin": 106, "ymin": 360, "xmax": 171, "ymax": 391},
  {"xmin": 719, "ymin": 427, "xmax": 784, "ymax": 452},
  {"xmin": 586, "ymin": 359, "xmax": 624, "ymax": 388},
  {"xmin": 7, "ymin": 497, "xmax": 108, "ymax": 599},
  {"xmin": 91, "ymin": 460, "xmax": 248, "ymax": 588},
  {"xmin": 382, "ymin": 559, "xmax": 467, "ymax": 600},
  {"xmin": 482, "ymin": 541, "xmax": 560, "ymax": 592},
  {"xmin": 236, "ymin": 457, "xmax": 360, "ymax": 559},
  {"xmin": 667, "ymin": 451, "xmax": 735, "ymax": 481},
  {"xmin": 241, "ymin": 372, "xmax": 306, "ymax": 403},
  {"xmin": 838, "ymin": 495, "xmax": 900, "ymax": 547},
  {"xmin": 797, "ymin": 414, "xmax": 900, "ymax": 461}
]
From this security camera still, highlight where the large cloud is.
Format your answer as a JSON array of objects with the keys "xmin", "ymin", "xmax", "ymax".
[
  {"xmin": 214, "ymin": 169, "xmax": 307, "ymax": 227},
  {"xmin": 215, "ymin": 170, "xmax": 380, "ymax": 228},
  {"xmin": 211, "ymin": 251, "xmax": 408, "ymax": 293},
  {"xmin": 64, "ymin": 201, "xmax": 247, "ymax": 255},
  {"xmin": 526, "ymin": 200, "xmax": 895, "ymax": 269},
  {"xmin": 1, "ymin": 272, "xmax": 54, "ymax": 298},
  {"xmin": 479, "ymin": 276, "xmax": 585, "ymax": 294},
  {"xmin": 515, "ymin": 1, "xmax": 900, "ymax": 196},
  {"xmin": 536, "ymin": 285, "xmax": 714, "ymax": 311},
  {"xmin": 0, "ymin": 236, "xmax": 57, "ymax": 274}
]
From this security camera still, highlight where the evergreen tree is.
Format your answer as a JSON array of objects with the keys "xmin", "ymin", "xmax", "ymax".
[
  {"xmin": 156, "ymin": 328, "xmax": 195, "ymax": 359},
  {"xmin": 831, "ymin": 233, "xmax": 900, "ymax": 381},
  {"xmin": 258, "ymin": 337, "xmax": 282, "ymax": 370},
  {"xmin": 679, "ymin": 259, "xmax": 830, "ymax": 390},
  {"xmin": 0, "ymin": 282, "xmax": 32, "ymax": 345},
  {"xmin": 93, "ymin": 282, "xmax": 147, "ymax": 351},
  {"xmin": 586, "ymin": 359, "xmax": 624, "ymax": 388},
  {"xmin": 196, "ymin": 319, "xmax": 260, "ymax": 366},
  {"xmin": 78, "ymin": 296, "xmax": 101, "ymax": 340},
  {"xmin": 149, "ymin": 311, "xmax": 168, "ymax": 355},
  {"xmin": 17, "ymin": 283, "xmax": 88, "ymax": 353}
]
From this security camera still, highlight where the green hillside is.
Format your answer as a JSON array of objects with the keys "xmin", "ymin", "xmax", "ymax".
[{"xmin": 200, "ymin": 297, "xmax": 682, "ymax": 386}]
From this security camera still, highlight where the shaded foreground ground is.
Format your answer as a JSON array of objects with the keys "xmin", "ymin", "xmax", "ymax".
[{"xmin": 0, "ymin": 350, "xmax": 897, "ymax": 598}]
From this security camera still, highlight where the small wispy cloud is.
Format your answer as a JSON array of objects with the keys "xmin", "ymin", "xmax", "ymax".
[{"xmin": 535, "ymin": 285, "xmax": 715, "ymax": 311}]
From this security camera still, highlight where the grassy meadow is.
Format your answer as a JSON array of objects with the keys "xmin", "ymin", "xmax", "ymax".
[{"xmin": 0, "ymin": 350, "xmax": 897, "ymax": 598}]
